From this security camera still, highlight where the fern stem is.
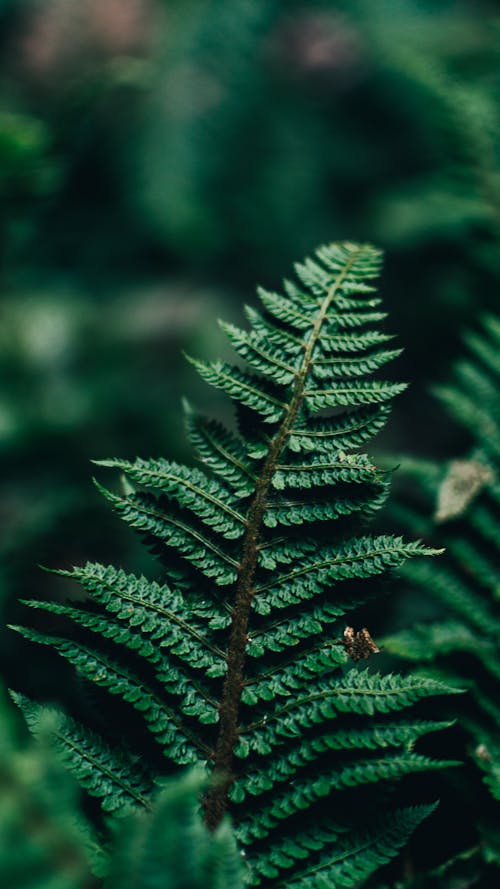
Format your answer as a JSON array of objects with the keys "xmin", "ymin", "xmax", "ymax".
[{"xmin": 203, "ymin": 249, "xmax": 361, "ymax": 829}]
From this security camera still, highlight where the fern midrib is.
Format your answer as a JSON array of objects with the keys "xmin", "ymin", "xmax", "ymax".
[
  {"xmin": 45, "ymin": 602, "xmax": 221, "ymax": 710},
  {"xmin": 214, "ymin": 364, "xmax": 287, "ymax": 409},
  {"xmin": 204, "ymin": 248, "xmax": 362, "ymax": 829}
]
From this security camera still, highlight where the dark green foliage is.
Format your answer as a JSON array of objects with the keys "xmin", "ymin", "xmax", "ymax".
[
  {"xmin": 12, "ymin": 692, "xmax": 156, "ymax": 815},
  {"xmin": 13, "ymin": 243, "xmax": 457, "ymax": 888},
  {"xmin": 4, "ymin": 0, "xmax": 500, "ymax": 713},
  {"xmin": 0, "ymin": 693, "xmax": 243, "ymax": 889},
  {"xmin": 0, "ymin": 685, "xmax": 100, "ymax": 889},
  {"xmin": 104, "ymin": 769, "xmax": 244, "ymax": 889},
  {"xmin": 2, "ymin": 5, "xmax": 500, "ymax": 884},
  {"xmin": 384, "ymin": 314, "xmax": 500, "ymax": 877}
]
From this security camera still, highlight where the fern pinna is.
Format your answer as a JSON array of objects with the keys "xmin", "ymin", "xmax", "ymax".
[
  {"xmin": 12, "ymin": 243, "xmax": 457, "ymax": 888},
  {"xmin": 384, "ymin": 314, "xmax": 500, "ymax": 872}
]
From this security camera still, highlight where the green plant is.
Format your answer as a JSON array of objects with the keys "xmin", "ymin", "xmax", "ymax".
[
  {"xmin": 0, "ymin": 691, "xmax": 242, "ymax": 889},
  {"xmin": 0, "ymin": 684, "xmax": 99, "ymax": 889},
  {"xmin": 384, "ymin": 313, "xmax": 500, "ymax": 880},
  {"xmin": 104, "ymin": 768, "xmax": 243, "ymax": 889},
  {"xmin": 12, "ymin": 242, "xmax": 457, "ymax": 888}
]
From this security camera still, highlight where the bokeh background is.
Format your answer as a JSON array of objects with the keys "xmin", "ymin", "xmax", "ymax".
[{"xmin": 1, "ymin": 0, "xmax": 499, "ymax": 695}]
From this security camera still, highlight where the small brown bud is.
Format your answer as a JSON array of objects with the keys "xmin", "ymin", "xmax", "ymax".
[{"xmin": 343, "ymin": 626, "xmax": 380, "ymax": 661}]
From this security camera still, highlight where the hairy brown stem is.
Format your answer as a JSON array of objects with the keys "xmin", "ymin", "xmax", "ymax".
[{"xmin": 203, "ymin": 250, "xmax": 360, "ymax": 829}]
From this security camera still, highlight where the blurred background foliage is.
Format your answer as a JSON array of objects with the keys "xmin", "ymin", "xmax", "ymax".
[
  {"xmin": 1, "ymin": 0, "xmax": 499, "ymax": 693},
  {"xmin": 0, "ymin": 687, "xmax": 241, "ymax": 889}
]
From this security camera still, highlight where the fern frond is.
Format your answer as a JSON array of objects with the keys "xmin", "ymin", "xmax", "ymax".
[
  {"xmin": 184, "ymin": 404, "xmax": 257, "ymax": 497},
  {"xmin": 385, "ymin": 313, "xmax": 500, "ymax": 880},
  {"xmin": 263, "ymin": 486, "xmax": 389, "ymax": 529},
  {"xmin": 234, "ymin": 755, "xmax": 453, "ymax": 839},
  {"xmin": 105, "ymin": 768, "xmax": 244, "ymax": 889},
  {"xmin": 49, "ymin": 562, "xmax": 226, "ymax": 675},
  {"xmin": 188, "ymin": 359, "xmax": 286, "ymax": 423},
  {"xmin": 311, "ymin": 347, "xmax": 403, "ymax": 381},
  {"xmin": 317, "ymin": 328, "xmax": 397, "ymax": 354},
  {"xmin": 219, "ymin": 321, "xmax": 297, "ymax": 385},
  {"xmin": 254, "ymin": 536, "xmax": 438, "ymax": 611},
  {"xmin": 10, "ymin": 626, "xmax": 208, "ymax": 763},
  {"xmin": 257, "ymin": 287, "xmax": 313, "ymax": 330},
  {"xmin": 19, "ymin": 600, "xmax": 219, "ymax": 723},
  {"xmin": 243, "ymin": 306, "xmax": 303, "ymax": 355},
  {"xmin": 384, "ymin": 621, "xmax": 500, "ymax": 680},
  {"xmin": 95, "ymin": 457, "xmax": 247, "ymax": 539},
  {"xmin": 97, "ymin": 486, "xmax": 240, "ymax": 585},
  {"xmin": 304, "ymin": 379, "xmax": 407, "ymax": 413},
  {"xmin": 11, "ymin": 693, "xmax": 155, "ymax": 813},
  {"xmin": 288, "ymin": 404, "xmax": 392, "ymax": 454},
  {"xmin": 0, "ymin": 686, "xmax": 102, "ymax": 887},
  {"xmin": 272, "ymin": 453, "xmax": 384, "ymax": 489},
  {"xmin": 16, "ymin": 241, "xmax": 455, "ymax": 888},
  {"xmin": 231, "ymin": 729, "xmax": 455, "ymax": 804},
  {"xmin": 399, "ymin": 560, "xmax": 499, "ymax": 636},
  {"xmin": 255, "ymin": 805, "xmax": 437, "ymax": 889},
  {"xmin": 248, "ymin": 670, "xmax": 458, "ymax": 729}
]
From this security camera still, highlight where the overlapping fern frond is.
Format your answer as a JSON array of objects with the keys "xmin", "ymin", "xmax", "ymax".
[
  {"xmin": 105, "ymin": 768, "xmax": 244, "ymax": 889},
  {"xmin": 0, "ymin": 685, "xmax": 101, "ymax": 889},
  {"xmin": 0, "ymin": 696, "xmax": 242, "ymax": 889},
  {"xmin": 12, "ymin": 242, "xmax": 457, "ymax": 889},
  {"xmin": 384, "ymin": 313, "xmax": 500, "ymax": 871}
]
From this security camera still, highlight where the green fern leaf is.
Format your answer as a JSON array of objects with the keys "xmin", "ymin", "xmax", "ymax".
[
  {"xmin": 188, "ymin": 359, "xmax": 286, "ymax": 422},
  {"xmin": 385, "ymin": 313, "xmax": 500, "ymax": 883},
  {"xmin": 184, "ymin": 404, "xmax": 257, "ymax": 497},
  {"xmin": 11, "ymin": 693, "xmax": 155, "ymax": 813},
  {"xmin": 97, "ymin": 486, "xmax": 240, "ymax": 585},
  {"xmin": 15, "ymin": 241, "xmax": 456, "ymax": 888},
  {"xmin": 50, "ymin": 562, "xmax": 226, "ymax": 675},
  {"xmin": 220, "ymin": 321, "xmax": 297, "ymax": 385},
  {"xmin": 304, "ymin": 379, "xmax": 407, "ymax": 412},
  {"xmin": 289, "ymin": 404, "xmax": 392, "ymax": 453},
  {"xmin": 311, "ymin": 348, "xmax": 403, "ymax": 381},
  {"xmin": 10, "ymin": 626, "xmax": 208, "ymax": 764},
  {"xmin": 262, "ymin": 805, "xmax": 438, "ymax": 889},
  {"xmin": 19, "ymin": 600, "xmax": 219, "ymax": 723},
  {"xmin": 105, "ymin": 768, "xmax": 244, "ymax": 889},
  {"xmin": 95, "ymin": 457, "xmax": 247, "ymax": 539}
]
